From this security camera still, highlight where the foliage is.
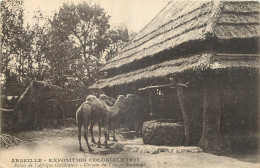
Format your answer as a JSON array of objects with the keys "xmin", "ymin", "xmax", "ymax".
[
  {"xmin": 0, "ymin": 0, "xmax": 133, "ymax": 97},
  {"xmin": 104, "ymin": 25, "xmax": 130, "ymax": 61},
  {"xmin": 49, "ymin": 2, "xmax": 111, "ymax": 87},
  {"xmin": 1, "ymin": 0, "xmax": 26, "ymax": 95}
]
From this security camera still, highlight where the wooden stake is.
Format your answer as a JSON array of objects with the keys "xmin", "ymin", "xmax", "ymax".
[
  {"xmin": 170, "ymin": 78, "xmax": 190, "ymax": 145},
  {"xmin": 148, "ymin": 89, "xmax": 155, "ymax": 118}
]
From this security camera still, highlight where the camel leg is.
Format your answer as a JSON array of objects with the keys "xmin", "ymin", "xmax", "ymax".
[
  {"xmin": 97, "ymin": 123, "xmax": 102, "ymax": 148},
  {"xmin": 104, "ymin": 124, "xmax": 110, "ymax": 149},
  {"xmin": 107, "ymin": 121, "xmax": 112, "ymax": 141},
  {"xmin": 112, "ymin": 129, "xmax": 117, "ymax": 142},
  {"xmin": 83, "ymin": 124, "xmax": 93, "ymax": 152},
  {"xmin": 107, "ymin": 132, "xmax": 110, "ymax": 140},
  {"xmin": 78, "ymin": 124, "xmax": 84, "ymax": 151},
  {"xmin": 89, "ymin": 123, "xmax": 96, "ymax": 144},
  {"xmin": 110, "ymin": 119, "xmax": 117, "ymax": 141}
]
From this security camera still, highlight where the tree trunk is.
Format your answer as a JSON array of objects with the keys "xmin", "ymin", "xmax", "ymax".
[
  {"xmin": 199, "ymin": 79, "xmax": 223, "ymax": 152},
  {"xmin": 18, "ymin": 50, "xmax": 22, "ymax": 82}
]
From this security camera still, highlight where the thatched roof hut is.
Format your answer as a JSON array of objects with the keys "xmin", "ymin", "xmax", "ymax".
[
  {"xmin": 90, "ymin": 1, "xmax": 259, "ymax": 153},
  {"xmin": 90, "ymin": 1, "xmax": 259, "ymax": 90}
]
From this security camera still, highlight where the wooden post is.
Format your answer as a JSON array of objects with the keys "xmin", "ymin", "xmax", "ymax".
[
  {"xmin": 199, "ymin": 73, "xmax": 223, "ymax": 152},
  {"xmin": 148, "ymin": 89, "xmax": 155, "ymax": 118},
  {"xmin": 170, "ymin": 78, "xmax": 190, "ymax": 145}
]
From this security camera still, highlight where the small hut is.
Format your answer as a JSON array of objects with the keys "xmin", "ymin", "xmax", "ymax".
[{"xmin": 89, "ymin": 1, "xmax": 259, "ymax": 152}]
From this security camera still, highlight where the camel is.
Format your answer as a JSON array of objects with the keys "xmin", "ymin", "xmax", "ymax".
[
  {"xmin": 96, "ymin": 94, "xmax": 135, "ymax": 141},
  {"xmin": 87, "ymin": 94, "xmax": 123, "ymax": 145},
  {"xmin": 99, "ymin": 94, "xmax": 117, "ymax": 141},
  {"xmin": 76, "ymin": 95, "xmax": 126, "ymax": 152},
  {"xmin": 106, "ymin": 94, "xmax": 142, "ymax": 137},
  {"xmin": 0, "ymin": 81, "xmax": 63, "ymax": 131}
]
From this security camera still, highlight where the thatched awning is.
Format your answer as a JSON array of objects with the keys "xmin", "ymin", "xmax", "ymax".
[
  {"xmin": 101, "ymin": 1, "xmax": 259, "ymax": 72},
  {"xmin": 89, "ymin": 53, "xmax": 260, "ymax": 89},
  {"xmin": 210, "ymin": 53, "xmax": 260, "ymax": 69}
]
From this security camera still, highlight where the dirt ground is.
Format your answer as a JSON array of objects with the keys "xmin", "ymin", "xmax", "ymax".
[{"xmin": 0, "ymin": 127, "xmax": 259, "ymax": 168}]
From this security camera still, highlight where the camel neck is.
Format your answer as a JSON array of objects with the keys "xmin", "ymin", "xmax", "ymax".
[{"xmin": 109, "ymin": 100, "xmax": 122, "ymax": 118}]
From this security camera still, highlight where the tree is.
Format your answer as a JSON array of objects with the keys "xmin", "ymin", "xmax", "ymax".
[
  {"xmin": 1, "ymin": 0, "xmax": 24, "ymax": 75},
  {"xmin": 22, "ymin": 24, "xmax": 34, "ymax": 80},
  {"xmin": 104, "ymin": 25, "xmax": 130, "ymax": 61},
  {"xmin": 50, "ymin": 2, "xmax": 110, "ymax": 86},
  {"xmin": 1, "ymin": 0, "xmax": 25, "ymax": 95},
  {"xmin": 29, "ymin": 10, "xmax": 50, "ymax": 81},
  {"xmin": 43, "ymin": 15, "xmax": 81, "ymax": 87},
  {"xmin": 1, "ymin": 0, "xmax": 134, "ymax": 93}
]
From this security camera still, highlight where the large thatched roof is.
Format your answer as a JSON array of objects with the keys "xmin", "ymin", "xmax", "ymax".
[
  {"xmin": 102, "ymin": 1, "xmax": 259, "ymax": 72},
  {"xmin": 90, "ymin": 1, "xmax": 259, "ymax": 89}
]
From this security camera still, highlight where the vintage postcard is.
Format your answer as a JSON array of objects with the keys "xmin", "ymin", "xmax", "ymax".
[{"xmin": 0, "ymin": 0, "xmax": 259, "ymax": 168}]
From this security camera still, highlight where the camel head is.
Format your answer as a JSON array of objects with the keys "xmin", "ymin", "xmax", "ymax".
[
  {"xmin": 125, "ymin": 94, "xmax": 135, "ymax": 104},
  {"xmin": 115, "ymin": 95, "xmax": 126, "ymax": 108},
  {"xmin": 117, "ymin": 94, "xmax": 135, "ymax": 113}
]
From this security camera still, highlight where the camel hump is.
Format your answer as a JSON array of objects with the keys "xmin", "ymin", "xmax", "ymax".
[
  {"xmin": 86, "ymin": 95, "xmax": 100, "ymax": 104},
  {"xmin": 100, "ymin": 94, "xmax": 116, "ymax": 106},
  {"xmin": 85, "ymin": 95, "xmax": 105, "ymax": 107},
  {"xmin": 86, "ymin": 95, "xmax": 98, "ymax": 101}
]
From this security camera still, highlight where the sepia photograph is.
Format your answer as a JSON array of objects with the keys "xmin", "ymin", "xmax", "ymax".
[{"xmin": 0, "ymin": 0, "xmax": 259, "ymax": 167}]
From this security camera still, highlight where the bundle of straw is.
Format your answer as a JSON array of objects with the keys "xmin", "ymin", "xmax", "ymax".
[{"xmin": 0, "ymin": 134, "xmax": 23, "ymax": 148}]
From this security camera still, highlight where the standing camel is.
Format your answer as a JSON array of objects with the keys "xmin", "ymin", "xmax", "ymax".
[
  {"xmin": 99, "ymin": 94, "xmax": 117, "ymax": 141},
  {"xmin": 96, "ymin": 94, "xmax": 135, "ymax": 142},
  {"xmin": 76, "ymin": 95, "xmax": 126, "ymax": 152}
]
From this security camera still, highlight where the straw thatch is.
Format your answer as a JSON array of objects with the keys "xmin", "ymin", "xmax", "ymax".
[
  {"xmin": 89, "ymin": 1, "xmax": 259, "ymax": 89},
  {"xmin": 0, "ymin": 134, "xmax": 23, "ymax": 148},
  {"xmin": 102, "ymin": 1, "xmax": 259, "ymax": 72},
  {"xmin": 210, "ymin": 53, "xmax": 260, "ymax": 69},
  {"xmin": 90, "ymin": 53, "xmax": 211, "ymax": 89},
  {"xmin": 90, "ymin": 53, "xmax": 259, "ymax": 89}
]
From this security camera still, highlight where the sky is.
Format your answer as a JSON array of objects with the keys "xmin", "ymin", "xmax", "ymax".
[{"xmin": 23, "ymin": 0, "xmax": 169, "ymax": 33}]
